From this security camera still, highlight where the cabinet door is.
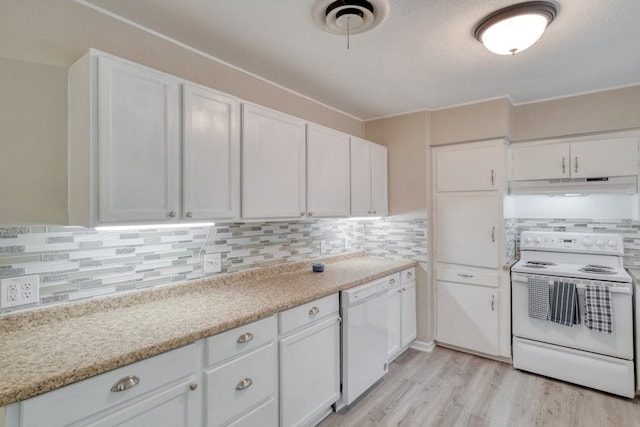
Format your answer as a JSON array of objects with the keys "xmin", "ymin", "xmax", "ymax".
[
  {"xmin": 401, "ymin": 281, "xmax": 417, "ymax": 348},
  {"xmin": 436, "ymin": 281, "xmax": 498, "ymax": 355},
  {"xmin": 183, "ymin": 84, "xmax": 239, "ymax": 220},
  {"xmin": 279, "ymin": 316, "xmax": 340, "ymax": 427},
  {"xmin": 571, "ymin": 137, "xmax": 639, "ymax": 178},
  {"xmin": 350, "ymin": 137, "xmax": 372, "ymax": 216},
  {"xmin": 306, "ymin": 124, "xmax": 350, "ymax": 217},
  {"xmin": 436, "ymin": 193, "xmax": 500, "ymax": 268},
  {"xmin": 370, "ymin": 143, "xmax": 389, "ymax": 216},
  {"xmin": 387, "ymin": 288, "xmax": 402, "ymax": 361},
  {"xmin": 242, "ymin": 104, "xmax": 306, "ymax": 219},
  {"xmin": 510, "ymin": 142, "xmax": 570, "ymax": 180},
  {"xmin": 87, "ymin": 376, "xmax": 201, "ymax": 427},
  {"xmin": 97, "ymin": 56, "xmax": 180, "ymax": 223},
  {"xmin": 436, "ymin": 144, "xmax": 499, "ymax": 191}
]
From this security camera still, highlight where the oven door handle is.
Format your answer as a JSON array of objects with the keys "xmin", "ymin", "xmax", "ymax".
[{"xmin": 512, "ymin": 275, "xmax": 632, "ymax": 295}]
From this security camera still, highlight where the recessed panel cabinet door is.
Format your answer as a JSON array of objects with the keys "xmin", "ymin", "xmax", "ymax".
[
  {"xmin": 350, "ymin": 137, "xmax": 372, "ymax": 216},
  {"xmin": 571, "ymin": 137, "xmax": 639, "ymax": 178},
  {"xmin": 401, "ymin": 280, "xmax": 417, "ymax": 348},
  {"xmin": 370, "ymin": 143, "xmax": 389, "ymax": 216},
  {"xmin": 387, "ymin": 287, "xmax": 402, "ymax": 361},
  {"xmin": 436, "ymin": 281, "xmax": 499, "ymax": 356},
  {"xmin": 510, "ymin": 142, "xmax": 570, "ymax": 180},
  {"xmin": 436, "ymin": 144, "xmax": 499, "ymax": 191},
  {"xmin": 97, "ymin": 56, "xmax": 181, "ymax": 223},
  {"xmin": 307, "ymin": 124, "xmax": 350, "ymax": 217},
  {"xmin": 436, "ymin": 193, "xmax": 499, "ymax": 268},
  {"xmin": 242, "ymin": 104, "xmax": 306, "ymax": 219},
  {"xmin": 183, "ymin": 84, "xmax": 239, "ymax": 221}
]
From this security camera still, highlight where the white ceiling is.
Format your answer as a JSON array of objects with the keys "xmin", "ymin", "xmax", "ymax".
[{"xmin": 9, "ymin": 0, "xmax": 640, "ymax": 120}]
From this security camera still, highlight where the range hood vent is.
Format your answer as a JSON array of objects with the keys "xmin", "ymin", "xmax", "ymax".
[{"xmin": 509, "ymin": 176, "xmax": 638, "ymax": 196}]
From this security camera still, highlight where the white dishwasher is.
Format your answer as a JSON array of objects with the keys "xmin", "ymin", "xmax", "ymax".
[{"xmin": 338, "ymin": 274, "xmax": 392, "ymax": 408}]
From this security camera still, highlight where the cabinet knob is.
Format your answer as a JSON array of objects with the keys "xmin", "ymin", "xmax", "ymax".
[
  {"xmin": 309, "ymin": 306, "xmax": 320, "ymax": 315},
  {"xmin": 368, "ymin": 211, "xmax": 372, "ymax": 214},
  {"xmin": 237, "ymin": 332, "xmax": 254, "ymax": 344},
  {"xmin": 186, "ymin": 212, "xmax": 193, "ymax": 218},
  {"xmin": 189, "ymin": 383, "xmax": 198, "ymax": 391},
  {"xmin": 308, "ymin": 212, "xmax": 313, "ymax": 216},
  {"xmin": 300, "ymin": 212, "xmax": 305, "ymax": 216},
  {"xmin": 236, "ymin": 377, "xmax": 253, "ymax": 391},
  {"xmin": 111, "ymin": 375, "xmax": 139, "ymax": 392},
  {"xmin": 168, "ymin": 211, "xmax": 176, "ymax": 218},
  {"xmin": 389, "ymin": 278, "xmax": 396, "ymax": 285},
  {"xmin": 407, "ymin": 272, "xmax": 413, "ymax": 279},
  {"xmin": 373, "ymin": 211, "xmax": 377, "ymax": 214}
]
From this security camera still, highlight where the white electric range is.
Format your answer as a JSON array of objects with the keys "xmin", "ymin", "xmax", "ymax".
[{"xmin": 511, "ymin": 231, "xmax": 635, "ymax": 398}]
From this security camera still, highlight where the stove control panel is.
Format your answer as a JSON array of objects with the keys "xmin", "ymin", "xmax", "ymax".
[{"xmin": 520, "ymin": 231, "xmax": 624, "ymax": 255}]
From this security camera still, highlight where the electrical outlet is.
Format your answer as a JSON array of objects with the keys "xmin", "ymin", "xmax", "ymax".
[
  {"xmin": 1, "ymin": 275, "xmax": 40, "ymax": 308},
  {"xmin": 345, "ymin": 237, "xmax": 352, "ymax": 250},
  {"xmin": 320, "ymin": 240, "xmax": 328, "ymax": 254},
  {"xmin": 204, "ymin": 253, "xmax": 222, "ymax": 274}
]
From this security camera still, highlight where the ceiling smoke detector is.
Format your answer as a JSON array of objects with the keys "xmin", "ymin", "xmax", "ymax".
[{"xmin": 312, "ymin": 0, "xmax": 389, "ymax": 35}]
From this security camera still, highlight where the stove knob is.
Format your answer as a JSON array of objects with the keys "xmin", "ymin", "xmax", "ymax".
[
  {"xmin": 582, "ymin": 237, "xmax": 593, "ymax": 247},
  {"xmin": 607, "ymin": 240, "xmax": 617, "ymax": 247},
  {"xmin": 534, "ymin": 237, "xmax": 542, "ymax": 243},
  {"xmin": 595, "ymin": 239, "xmax": 605, "ymax": 247},
  {"xmin": 524, "ymin": 236, "xmax": 532, "ymax": 243}
]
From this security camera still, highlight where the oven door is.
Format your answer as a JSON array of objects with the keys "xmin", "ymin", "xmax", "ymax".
[{"xmin": 512, "ymin": 273, "xmax": 633, "ymax": 360}]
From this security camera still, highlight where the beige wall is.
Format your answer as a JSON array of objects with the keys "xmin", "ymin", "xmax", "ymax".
[
  {"xmin": 0, "ymin": 58, "xmax": 68, "ymax": 224},
  {"xmin": 430, "ymin": 98, "xmax": 512, "ymax": 146},
  {"xmin": 1, "ymin": 1, "xmax": 362, "ymax": 137},
  {"xmin": 364, "ymin": 111, "xmax": 429, "ymax": 217},
  {"xmin": 513, "ymin": 85, "xmax": 640, "ymax": 141}
]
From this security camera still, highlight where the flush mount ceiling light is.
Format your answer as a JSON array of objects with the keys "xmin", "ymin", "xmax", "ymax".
[
  {"xmin": 474, "ymin": 1, "xmax": 558, "ymax": 55},
  {"xmin": 312, "ymin": 0, "xmax": 389, "ymax": 48}
]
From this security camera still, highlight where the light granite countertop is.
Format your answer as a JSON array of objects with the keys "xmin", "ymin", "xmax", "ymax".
[{"xmin": 0, "ymin": 251, "xmax": 415, "ymax": 407}]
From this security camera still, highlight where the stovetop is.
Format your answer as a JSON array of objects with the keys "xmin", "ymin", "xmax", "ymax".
[{"xmin": 513, "ymin": 231, "xmax": 632, "ymax": 283}]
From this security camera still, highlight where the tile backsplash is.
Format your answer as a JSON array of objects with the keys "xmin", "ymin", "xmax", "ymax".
[{"xmin": 0, "ymin": 217, "xmax": 427, "ymax": 314}]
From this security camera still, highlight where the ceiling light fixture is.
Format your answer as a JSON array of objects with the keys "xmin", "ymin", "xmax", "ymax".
[
  {"xmin": 312, "ymin": 0, "xmax": 389, "ymax": 49},
  {"xmin": 474, "ymin": 1, "xmax": 558, "ymax": 55}
]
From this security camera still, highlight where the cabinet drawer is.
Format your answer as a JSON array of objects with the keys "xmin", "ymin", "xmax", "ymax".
[
  {"xmin": 436, "ymin": 268, "xmax": 498, "ymax": 288},
  {"xmin": 206, "ymin": 315, "xmax": 277, "ymax": 366},
  {"xmin": 226, "ymin": 397, "xmax": 277, "ymax": 427},
  {"xmin": 205, "ymin": 344, "xmax": 277, "ymax": 427},
  {"xmin": 279, "ymin": 293, "xmax": 338, "ymax": 335},
  {"xmin": 20, "ymin": 343, "xmax": 200, "ymax": 427},
  {"xmin": 401, "ymin": 268, "xmax": 415, "ymax": 284}
]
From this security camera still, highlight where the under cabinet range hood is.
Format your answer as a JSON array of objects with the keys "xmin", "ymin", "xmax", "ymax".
[{"xmin": 509, "ymin": 176, "xmax": 638, "ymax": 196}]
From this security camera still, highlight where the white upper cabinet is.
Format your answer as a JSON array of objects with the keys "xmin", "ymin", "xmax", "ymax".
[
  {"xmin": 96, "ymin": 55, "xmax": 181, "ymax": 224},
  {"xmin": 435, "ymin": 143, "xmax": 500, "ymax": 192},
  {"xmin": 68, "ymin": 50, "xmax": 242, "ymax": 226},
  {"xmin": 241, "ymin": 103, "xmax": 307, "ymax": 220},
  {"xmin": 350, "ymin": 137, "xmax": 388, "ymax": 216},
  {"xmin": 183, "ymin": 83, "xmax": 240, "ymax": 221},
  {"xmin": 306, "ymin": 124, "xmax": 350, "ymax": 217},
  {"xmin": 510, "ymin": 136, "xmax": 639, "ymax": 181}
]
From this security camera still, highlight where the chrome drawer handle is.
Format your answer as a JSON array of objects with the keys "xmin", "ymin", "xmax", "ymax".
[
  {"xmin": 111, "ymin": 375, "xmax": 139, "ymax": 392},
  {"xmin": 237, "ymin": 332, "xmax": 254, "ymax": 344},
  {"xmin": 309, "ymin": 306, "xmax": 320, "ymax": 315},
  {"xmin": 457, "ymin": 273, "xmax": 474, "ymax": 278},
  {"xmin": 236, "ymin": 377, "xmax": 253, "ymax": 391}
]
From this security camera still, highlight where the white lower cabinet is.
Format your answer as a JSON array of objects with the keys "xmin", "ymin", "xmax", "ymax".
[
  {"xmin": 7, "ymin": 343, "xmax": 202, "ymax": 427},
  {"xmin": 279, "ymin": 294, "xmax": 340, "ymax": 427},
  {"xmin": 204, "ymin": 315, "xmax": 278, "ymax": 427},
  {"xmin": 387, "ymin": 268, "xmax": 417, "ymax": 362},
  {"xmin": 436, "ymin": 272, "xmax": 499, "ymax": 356}
]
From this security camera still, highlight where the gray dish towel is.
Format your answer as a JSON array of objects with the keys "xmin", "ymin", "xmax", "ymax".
[
  {"xmin": 528, "ymin": 276, "xmax": 550, "ymax": 320},
  {"xmin": 550, "ymin": 280, "xmax": 580, "ymax": 326},
  {"xmin": 584, "ymin": 283, "xmax": 613, "ymax": 334}
]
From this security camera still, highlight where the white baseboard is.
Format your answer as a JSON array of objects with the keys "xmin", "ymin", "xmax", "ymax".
[{"xmin": 410, "ymin": 340, "xmax": 435, "ymax": 353}]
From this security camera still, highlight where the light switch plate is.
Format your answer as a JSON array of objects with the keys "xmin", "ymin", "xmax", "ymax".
[
  {"xmin": 204, "ymin": 253, "xmax": 222, "ymax": 274},
  {"xmin": 1, "ymin": 275, "xmax": 40, "ymax": 308},
  {"xmin": 320, "ymin": 240, "xmax": 328, "ymax": 254}
]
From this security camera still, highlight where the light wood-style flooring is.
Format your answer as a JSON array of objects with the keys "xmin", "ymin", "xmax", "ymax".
[{"xmin": 319, "ymin": 347, "xmax": 640, "ymax": 427}]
